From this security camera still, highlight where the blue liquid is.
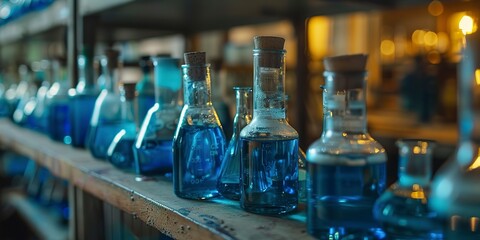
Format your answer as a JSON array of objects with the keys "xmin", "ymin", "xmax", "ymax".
[
  {"xmin": 173, "ymin": 125, "xmax": 226, "ymax": 200},
  {"xmin": 70, "ymin": 94, "xmax": 97, "ymax": 148},
  {"xmin": 107, "ymin": 138, "xmax": 135, "ymax": 170},
  {"xmin": 445, "ymin": 216, "xmax": 480, "ymax": 240},
  {"xmin": 134, "ymin": 140, "xmax": 173, "ymax": 175},
  {"xmin": 87, "ymin": 122, "xmax": 136, "ymax": 159},
  {"xmin": 137, "ymin": 95, "xmax": 155, "ymax": 124},
  {"xmin": 48, "ymin": 102, "xmax": 71, "ymax": 144},
  {"xmin": 217, "ymin": 140, "xmax": 241, "ymax": 200},
  {"xmin": 240, "ymin": 138, "xmax": 299, "ymax": 215},
  {"xmin": 307, "ymin": 155, "xmax": 386, "ymax": 239},
  {"xmin": 374, "ymin": 189, "xmax": 443, "ymax": 239}
]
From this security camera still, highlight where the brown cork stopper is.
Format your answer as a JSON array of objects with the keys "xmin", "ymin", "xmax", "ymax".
[
  {"xmin": 324, "ymin": 54, "xmax": 367, "ymax": 72},
  {"xmin": 253, "ymin": 36, "xmax": 285, "ymax": 68},
  {"xmin": 184, "ymin": 52, "xmax": 207, "ymax": 80},
  {"xmin": 105, "ymin": 49, "xmax": 120, "ymax": 69},
  {"xmin": 122, "ymin": 82, "xmax": 137, "ymax": 100}
]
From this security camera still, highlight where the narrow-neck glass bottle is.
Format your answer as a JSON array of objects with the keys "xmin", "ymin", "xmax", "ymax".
[
  {"xmin": 134, "ymin": 57, "xmax": 181, "ymax": 176},
  {"xmin": 374, "ymin": 139, "xmax": 443, "ymax": 239},
  {"xmin": 218, "ymin": 86, "xmax": 252, "ymax": 200},
  {"xmin": 86, "ymin": 49, "xmax": 136, "ymax": 159},
  {"xmin": 239, "ymin": 36, "xmax": 299, "ymax": 215},
  {"xmin": 46, "ymin": 59, "xmax": 71, "ymax": 144},
  {"xmin": 136, "ymin": 55, "xmax": 155, "ymax": 125},
  {"xmin": 306, "ymin": 54, "xmax": 387, "ymax": 239},
  {"xmin": 430, "ymin": 31, "xmax": 480, "ymax": 239},
  {"xmin": 107, "ymin": 83, "xmax": 137, "ymax": 170},
  {"xmin": 173, "ymin": 51, "xmax": 226, "ymax": 200},
  {"xmin": 70, "ymin": 48, "xmax": 100, "ymax": 148}
]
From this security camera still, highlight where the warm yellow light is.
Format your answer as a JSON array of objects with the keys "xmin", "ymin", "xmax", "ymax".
[
  {"xmin": 428, "ymin": 0, "xmax": 444, "ymax": 16},
  {"xmin": 380, "ymin": 40, "xmax": 395, "ymax": 55},
  {"xmin": 459, "ymin": 15, "xmax": 477, "ymax": 35},
  {"xmin": 427, "ymin": 51, "xmax": 441, "ymax": 64},
  {"xmin": 476, "ymin": 69, "xmax": 480, "ymax": 85},
  {"xmin": 467, "ymin": 148, "xmax": 480, "ymax": 170},
  {"xmin": 424, "ymin": 31, "xmax": 438, "ymax": 46},
  {"xmin": 412, "ymin": 30, "xmax": 426, "ymax": 45},
  {"xmin": 437, "ymin": 32, "xmax": 449, "ymax": 53},
  {"xmin": 308, "ymin": 16, "xmax": 330, "ymax": 60}
]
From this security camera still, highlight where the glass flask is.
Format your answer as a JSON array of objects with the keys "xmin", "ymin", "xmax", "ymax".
[
  {"xmin": 29, "ymin": 60, "xmax": 51, "ymax": 133},
  {"xmin": 70, "ymin": 48, "xmax": 100, "ymax": 148},
  {"xmin": 374, "ymin": 139, "xmax": 443, "ymax": 239},
  {"xmin": 430, "ymin": 31, "xmax": 480, "ymax": 239},
  {"xmin": 239, "ymin": 36, "xmax": 299, "ymax": 215},
  {"xmin": 13, "ymin": 64, "xmax": 37, "ymax": 126},
  {"xmin": 136, "ymin": 55, "xmax": 155, "ymax": 124},
  {"xmin": 46, "ymin": 59, "xmax": 71, "ymax": 143},
  {"xmin": 86, "ymin": 49, "xmax": 136, "ymax": 159},
  {"xmin": 173, "ymin": 51, "xmax": 227, "ymax": 200},
  {"xmin": 217, "ymin": 86, "xmax": 252, "ymax": 200},
  {"xmin": 107, "ymin": 83, "xmax": 137, "ymax": 170},
  {"xmin": 306, "ymin": 54, "xmax": 387, "ymax": 239},
  {"xmin": 134, "ymin": 57, "xmax": 181, "ymax": 176}
]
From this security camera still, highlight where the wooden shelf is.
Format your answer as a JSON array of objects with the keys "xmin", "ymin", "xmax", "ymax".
[
  {"xmin": 0, "ymin": 119, "xmax": 311, "ymax": 240},
  {"xmin": 2, "ymin": 191, "xmax": 69, "ymax": 240}
]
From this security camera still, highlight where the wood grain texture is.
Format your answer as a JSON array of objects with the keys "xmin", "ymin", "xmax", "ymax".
[{"xmin": 0, "ymin": 119, "xmax": 311, "ymax": 240}]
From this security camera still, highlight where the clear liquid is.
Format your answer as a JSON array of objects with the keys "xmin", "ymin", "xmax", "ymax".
[
  {"xmin": 173, "ymin": 125, "xmax": 226, "ymax": 200},
  {"xmin": 70, "ymin": 94, "xmax": 97, "ymax": 148},
  {"xmin": 240, "ymin": 138, "xmax": 299, "ymax": 215},
  {"xmin": 134, "ymin": 139, "xmax": 173, "ymax": 176},
  {"xmin": 374, "ymin": 190, "xmax": 443, "ymax": 239},
  {"xmin": 217, "ymin": 139, "xmax": 241, "ymax": 200},
  {"xmin": 87, "ymin": 122, "xmax": 136, "ymax": 159},
  {"xmin": 307, "ymin": 153, "xmax": 386, "ymax": 239},
  {"xmin": 107, "ymin": 138, "xmax": 136, "ymax": 170},
  {"xmin": 48, "ymin": 102, "xmax": 71, "ymax": 144}
]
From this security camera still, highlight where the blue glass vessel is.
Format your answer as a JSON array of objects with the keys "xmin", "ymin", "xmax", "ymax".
[
  {"xmin": 173, "ymin": 52, "xmax": 226, "ymax": 200},
  {"xmin": 86, "ymin": 49, "xmax": 136, "ymax": 159},
  {"xmin": 46, "ymin": 59, "xmax": 71, "ymax": 143},
  {"xmin": 239, "ymin": 36, "xmax": 299, "ymax": 215},
  {"xmin": 134, "ymin": 57, "xmax": 181, "ymax": 176},
  {"xmin": 136, "ymin": 56, "xmax": 155, "ymax": 124},
  {"xmin": 29, "ymin": 60, "xmax": 51, "ymax": 133},
  {"xmin": 13, "ymin": 64, "xmax": 38, "ymax": 126},
  {"xmin": 70, "ymin": 48, "xmax": 100, "ymax": 148},
  {"xmin": 306, "ymin": 54, "xmax": 387, "ymax": 239}
]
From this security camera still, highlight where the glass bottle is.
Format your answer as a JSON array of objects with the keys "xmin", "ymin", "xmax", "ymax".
[
  {"xmin": 173, "ymin": 51, "xmax": 227, "ymax": 200},
  {"xmin": 306, "ymin": 54, "xmax": 387, "ymax": 239},
  {"xmin": 86, "ymin": 49, "xmax": 136, "ymax": 159},
  {"xmin": 430, "ymin": 31, "xmax": 480, "ymax": 239},
  {"xmin": 107, "ymin": 83, "xmax": 137, "ymax": 170},
  {"xmin": 13, "ymin": 64, "xmax": 37, "ymax": 126},
  {"xmin": 217, "ymin": 86, "xmax": 252, "ymax": 200},
  {"xmin": 46, "ymin": 59, "xmax": 71, "ymax": 144},
  {"xmin": 70, "ymin": 48, "xmax": 100, "ymax": 148},
  {"xmin": 136, "ymin": 55, "xmax": 155, "ymax": 125},
  {"xmin": 30, "ymin": 60, "xmax": 51, "ymax": 133},
  {"xmin": 134, "ymin": 57, "xmax": 181, "ymax": 176},
  {"xmin": 374, "ymin": 139, "xmax": 443, "ymax": 239},
  {"xmin": 239, "ymin": 36, "xmax": 299, "ymax": 215}
]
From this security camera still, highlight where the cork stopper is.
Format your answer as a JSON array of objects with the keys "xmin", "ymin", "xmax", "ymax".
[
  {"xmin": 122, "ymin": 82, "xmax": 137, "ymax": 100},
  {"xmin": 253, "ymin": 36, "xmax": 285, "ymax": 68},
  {"xmin": 105, "ymin": 49, "xmax": 120, "ymax": 69},
  {"xmin": 324, "ymin": 54, "xmax": 367, "ymax": 72},
  {"xmin": 183, "ymin": 52, "xmax": 207, "ymax": 80}
]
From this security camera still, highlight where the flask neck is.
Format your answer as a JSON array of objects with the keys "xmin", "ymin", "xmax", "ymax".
[
  {"xmin": 120, "ymin": 83, "xmax": 137, "ymax": 125},
  {"xmin": 76, "ymin": 54, "xmax": 96, "ymax": 93},
  {"xmin": 100, "ymin": 56, "xmax": 119, "ymax": 93},
  {"xmin": 322, "ymin": 71, "xmax": 367, "ymax": 134},
  {"xmin": 182, "ymin": 64, "xmax": 212, "ymax": 107},
  {"xmin": 233, "ymin": 87, "xmax": 253, "ymax": 134},
  {"xmin": 152, "ymin": 57, "xmax": 181, "ymax": 107},
  {"xmin": 396, "ymin": 139, "xmax": 434, "ymax": 187},
  {"xmin": 253, "ymin": 49, "xmax": 287, "ymax": 120}
]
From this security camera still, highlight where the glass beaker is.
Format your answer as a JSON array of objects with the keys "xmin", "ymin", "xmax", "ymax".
[
  {"xmin": 134, "ymin": 56, "xmax": 181, "ymax": 176},
  {"xmin": 70, "ymin": 47, "xmax": 100, "ymax": 148},
  {"xmin": 430, "ymin": 31, "xmax": 480, "ymax": 239},
  {"xmin": 306, "ymin": 54, "xmax": 387, "ymax": 239},
  {"xmin": 217, "ymin": 86, "xmax": 252, "ymax": 200},
  {"xmin": 107, "ymin": 83, "xmax": 138, "ymax": 170},
  {"xmin": 86, "ymin": 49, "xmax": 136, "ymax": 159},
  {"xmin": 239, "ymin": 36, "xmax": 299, "ymax": 215},
  {"xmin": 374, "ymin": 139, "xmax": 443, "ymax": 239},
  {"xmin": 173, "ymin": 52, "xmax": 227, "ymax": 200},
  {"xmin": 136, "ymin": 55, "xmax": 155, "ymax": 124}
]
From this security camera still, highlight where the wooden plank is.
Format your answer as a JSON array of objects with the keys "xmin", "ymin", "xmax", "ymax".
[{"xmin": 0, "ymin": 119, "xmax": 312, "ymax": 240}]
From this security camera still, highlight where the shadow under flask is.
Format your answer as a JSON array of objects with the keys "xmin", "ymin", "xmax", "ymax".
[
  {"xmin": 86, "ymin": 49, "xmax": 136, "ymax": 159},
  {"xmin": 173, "ymin": 52, "xmax": 226, "ymax": 200},
  {"xmin": 306, "ymin": 54, "xmax": 387, "ymax": 239},
  {"xmin": 134, "ymin": 57, "xmax": 182, "ymax": 176},
  {"xmin": 430, "ymin": 31, "xmax": 480, "ymax": 239},
  {"xmin": 217, "ymin": 86, "xmax": 252, "ymax": 200},
  {"xmin": 374, "ymin": 139, "xmax": 443, "ymax": 239},
  {"xmin": 239, "ymin": 36, "xmax": 299, "ymax": 215}
]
